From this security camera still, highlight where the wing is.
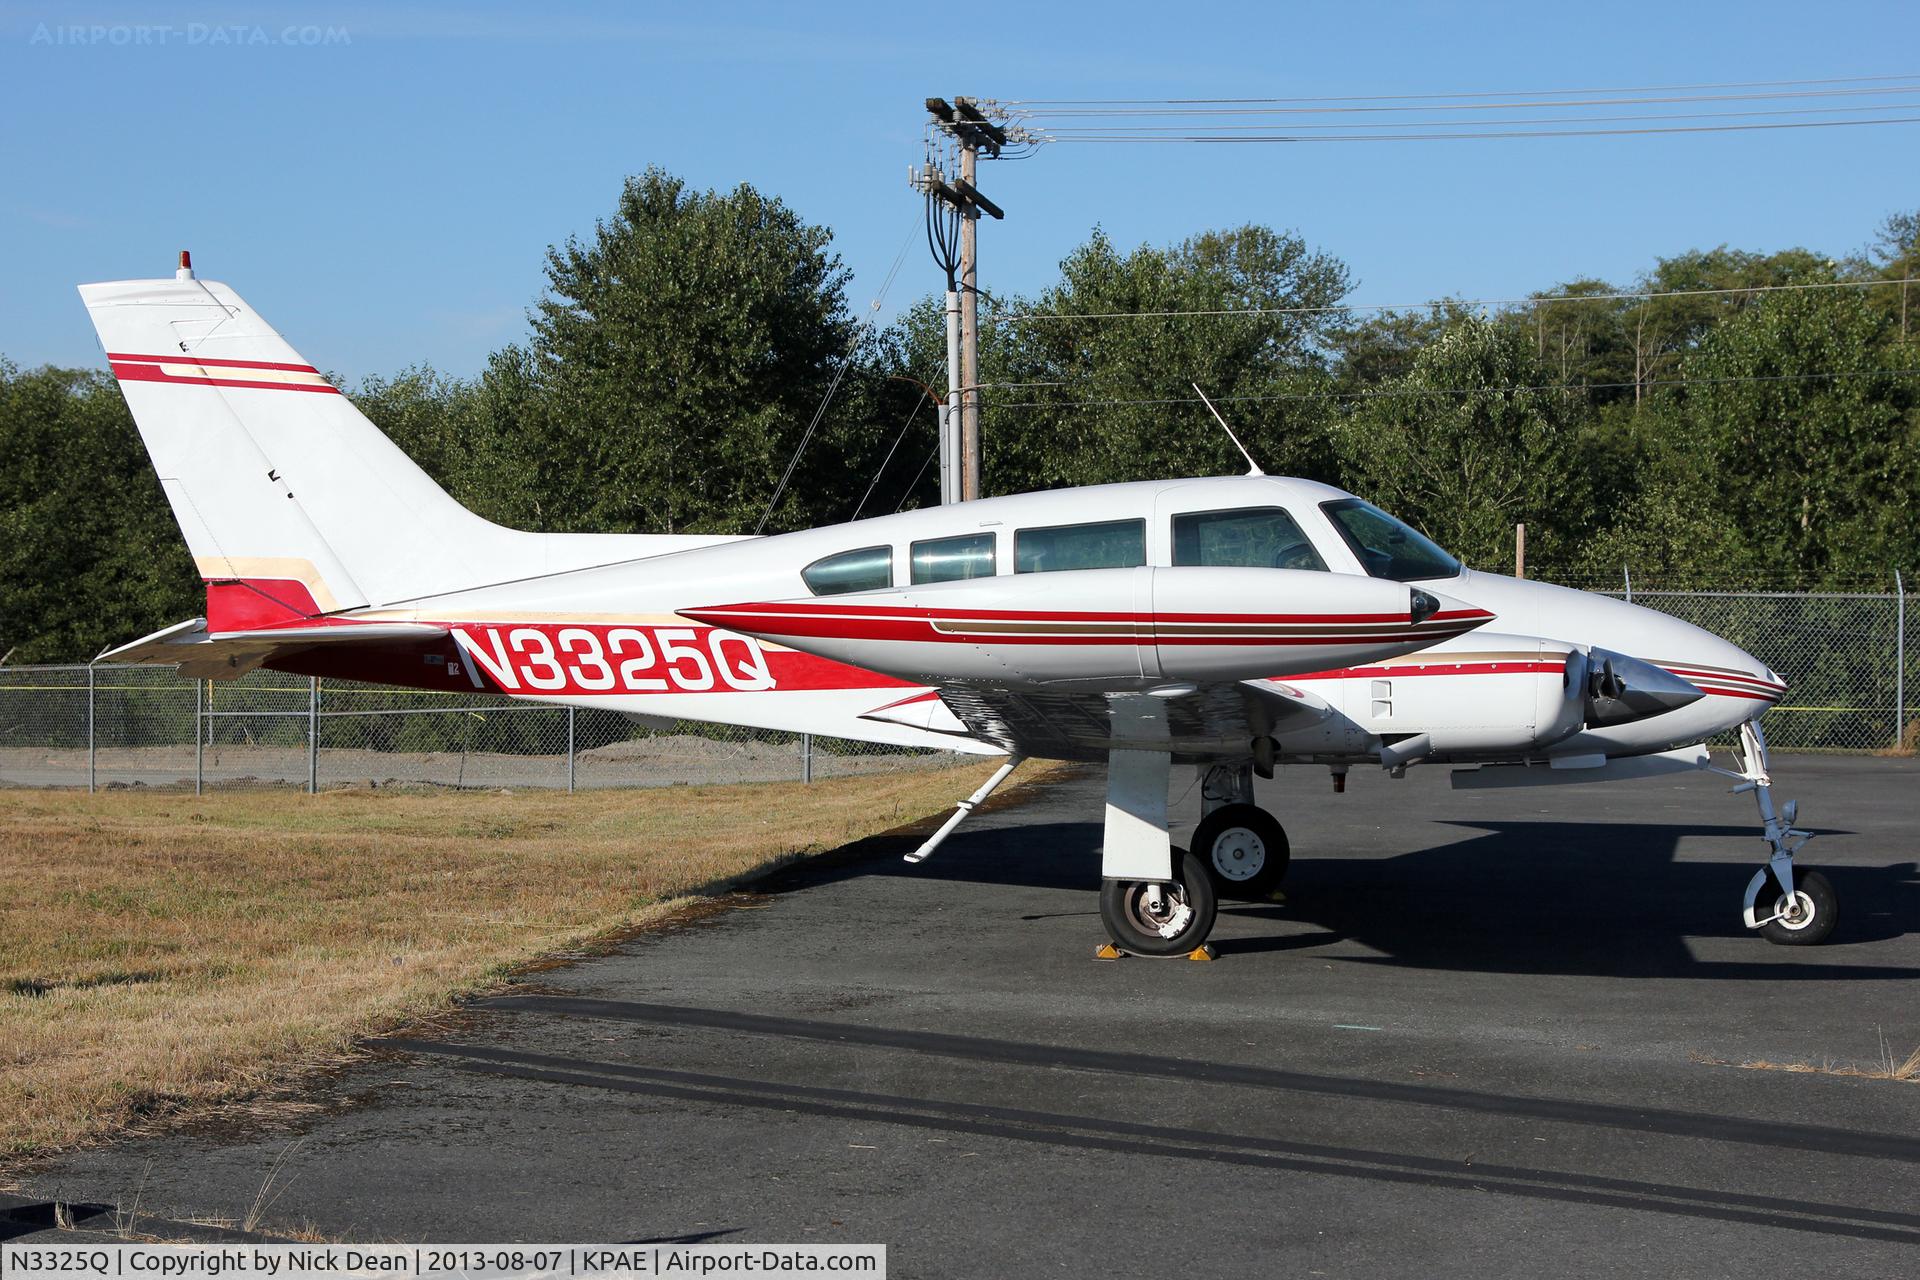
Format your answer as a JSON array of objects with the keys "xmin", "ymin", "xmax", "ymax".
[{"xmin": 925, "ymin": 678, "xmax": 1334, "ymax": 762}]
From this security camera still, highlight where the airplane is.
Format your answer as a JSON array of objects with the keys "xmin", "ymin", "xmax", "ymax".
[{"xmin": 80, "ymin": 255, "xmax": 1830, "ymax": 959}]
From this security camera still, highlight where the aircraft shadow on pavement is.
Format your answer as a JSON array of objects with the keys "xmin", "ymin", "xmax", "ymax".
[{"xmin": 776, "ymin": 819, "xmax": 1920, "ymax": 981}]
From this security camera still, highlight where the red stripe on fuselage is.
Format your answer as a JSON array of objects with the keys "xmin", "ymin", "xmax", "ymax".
[
  {"xmin": 682, "ymin": 600, "xmax": 1489, "ymax": 626},
  {"xmin": 1292, "ymin": 660, "xmax": 1565, "ymax": 681}
]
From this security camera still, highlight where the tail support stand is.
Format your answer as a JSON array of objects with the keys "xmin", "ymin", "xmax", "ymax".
[
  {"xmin": 904, "ymin": 756, "xmax": 1022, "ymax": 865},
  {"xmin": 1728, "ymin": 721, "xmax": 1811, "ymax": 928}
]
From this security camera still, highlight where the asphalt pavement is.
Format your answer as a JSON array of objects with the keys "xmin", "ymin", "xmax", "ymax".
[{"xmin": 9, "ymin": 753, "xmax": 1920, "ymax": 1277}]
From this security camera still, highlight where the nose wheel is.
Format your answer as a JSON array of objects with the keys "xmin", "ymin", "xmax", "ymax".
[
  {"xmin": 1750, "ymin": 867, "xmax": 1838, "ymax": 946},
  {"xmin": 1193, "ymin": 803, "xmax": 1290, "ymax": 899},
  {"xmin": 1728, "ymin": 721, "xmax": 1838, "ymax": 946}
]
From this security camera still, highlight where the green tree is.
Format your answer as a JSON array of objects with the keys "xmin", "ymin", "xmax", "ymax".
[
  {"xmin": 1336, "ymin": 315, "xmax": 1587, "ymax": 571},
  {"xmin": 0, "ymin": 362, "xmax": 199, "ymax": 662},
  {"xmin": 1662, "ymin": 287, "xmax": 1917, "ymax": 580},
  {"xmin": 1864, "ymin": 209, "xmax": 1920, "ymax": 343},
  {"xmin": 894, "ymin": 225, "xmax": 1353, "ymax": 498},
  {"xmin": 472, "ymin": 167, "xmax": 904, "ymax": 535}
]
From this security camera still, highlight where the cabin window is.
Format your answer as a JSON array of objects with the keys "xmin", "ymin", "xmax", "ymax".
[
  {"xmin": 1320, "ymin": 498, "xmax": 1461, "ymax": 582},
  {"xmin": 1014, "ymin": 519, "xmax": 1146, "ymax": 574},
  {"xmin": 801, "ymin": 545, "xmax": 892, "ymax": 595},
  {"xmin": 1172, "ymin": 507, "xmax": 1327, "ymax": 572},
  {"xmin": 912, "ymin": 532, "xmax": 996, "ymax": 584}
]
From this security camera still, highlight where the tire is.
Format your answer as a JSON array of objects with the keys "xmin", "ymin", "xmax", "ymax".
[
  {"xmin": 1756, "ymin": 868, "xmax": 1838, "ymax": 946},
  {"xmin": 1099, "ymin": 849, "xmax": 1218, "ymax": 957},
  {"xmin": 1194, "ymin": 803, "xmax": 1289, "ymax": 899}
]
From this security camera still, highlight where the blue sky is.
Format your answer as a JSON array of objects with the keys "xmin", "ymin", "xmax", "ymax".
[{"xmin": 4, "ymin": 1, "xmax": 1917, "ymax": 383}]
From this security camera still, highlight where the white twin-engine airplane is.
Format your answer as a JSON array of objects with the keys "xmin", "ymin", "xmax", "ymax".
[{"xmin": 84, "ymin": 257, "xmax": 1832, "ymax": 958}]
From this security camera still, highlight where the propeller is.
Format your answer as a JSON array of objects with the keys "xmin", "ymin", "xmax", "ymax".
[{"xmin": 1582, "ymin": 648, "xmax": 1705, "ymax": 727}]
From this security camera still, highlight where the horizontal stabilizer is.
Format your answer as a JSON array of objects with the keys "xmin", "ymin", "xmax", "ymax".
[
  {"xmin": 101, "ymin": 618, "xmax": 448, "ymax": 680},
  {"xmin": 1449, "ymin": 744, "xmax": 1711, "ymax": 790}
]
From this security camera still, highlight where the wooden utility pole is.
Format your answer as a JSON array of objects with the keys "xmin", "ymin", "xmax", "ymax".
[
  {"xmin": 958, "ymin": 141, "xmax": 981, "ymax": 501},
  {"xmin": 917, "ymin": 97, "xmax": 1006, "ymax": 502},
  {"xmin": 1515, "ymin": 523, "xmax": 1527, "ymax": 580}
]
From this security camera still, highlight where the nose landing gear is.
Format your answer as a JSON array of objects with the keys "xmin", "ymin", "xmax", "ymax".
[{"xmin": 1729, "ymin": 721, "xmax": 1837, "ymax": 946}]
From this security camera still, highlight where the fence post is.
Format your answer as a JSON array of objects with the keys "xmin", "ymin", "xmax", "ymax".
[
  {"xmin": 567, "ymin": 704, "xmax": 577, "ymax": 794},
  {"xmin": 1898, "ymin": 569, "xmax": 1907, "ymax": 751},
  {"xmin": 801, "ymin": 733, "xmax": 813, "ymax": 784},
  {"xmin": 1623, "ymin": 564, "xmax": 1632, "ymax": 603},
  {"xmin": 307, "ymin": 676, "xmax": 319, "ymax": 795},
  {"xmin": 195, "ymin": 677, "xmax": 204, "ymax": 797},
  {"xmin": 86, "ymin": 661, "xmax": 96, "ymax": 794}
]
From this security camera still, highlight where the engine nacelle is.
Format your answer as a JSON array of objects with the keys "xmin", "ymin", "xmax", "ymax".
[{"xmin": 1321, "ymin": 633, "xmax": 1588, "ymax": 760}]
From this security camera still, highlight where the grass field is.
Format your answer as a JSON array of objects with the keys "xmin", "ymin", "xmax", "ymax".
[{"xmin": 0, "ymin": 763, "xmax": 1011, "ymax": 1168}]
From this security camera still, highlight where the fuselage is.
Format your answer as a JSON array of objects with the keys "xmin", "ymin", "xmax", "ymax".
[{"xmin": 268, "ymin": 475, "xmax": 1779, "ymax": 767}]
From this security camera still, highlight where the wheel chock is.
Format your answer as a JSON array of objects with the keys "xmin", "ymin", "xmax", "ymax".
[{"xmin": 1092, "ymin": 941, "xmax": 1218, "ymax": 962}]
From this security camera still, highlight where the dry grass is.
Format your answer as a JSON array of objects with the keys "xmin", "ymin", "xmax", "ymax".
[
  {"xmin": 0, "ymin": 761, "xmax": 1016, "ymax": 1168},
  {"xmin": 1876, "ymin": 718, "xmax": 1920, "ymax": 757},
  {"xmin": 1688, "ymin": 1030, "xmax": 1920, "ymax": 1083}
]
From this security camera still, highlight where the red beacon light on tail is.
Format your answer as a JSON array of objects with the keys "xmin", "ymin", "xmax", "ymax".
[{"xmin": 175, "ymin": 250, "xmax": 193, "ymax": 281}]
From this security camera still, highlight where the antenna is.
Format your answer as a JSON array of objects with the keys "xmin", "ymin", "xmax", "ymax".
[{"xmin": 1191, "ymin": 382, "xmax": 1264, "ymax": 476}]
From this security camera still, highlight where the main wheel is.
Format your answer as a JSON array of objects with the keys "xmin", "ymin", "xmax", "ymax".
[
  {"xmin": 1193, "ymin": 803, "xmax": 1289, "ymax": 899},
  {"xmin": 1099, "ymin": 849, "xmax": 1218, "ymax": 957},
  {"xmin": 1756, "ymin": 868, "xmax": 1838, "ymax": 946}
]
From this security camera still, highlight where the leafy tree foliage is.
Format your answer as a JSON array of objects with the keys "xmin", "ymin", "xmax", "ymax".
[
  {"xmin": 898, "ymin": 226, "xmax": 1353, "ymax": 494},
  {"xmin": 1655, "ymin": 287, "xmax": 1918, "ymax": 580},
  {"xmin": 0, "ymin": 362, "xmax": 198, "ymax": 663},
  {"xmin": 467, "ymin": 167, "xmax": 909, "ymax": 535},
  {"xmin": 1337, "ymin": 316, "xmax": 1588, "ymax": 571}
]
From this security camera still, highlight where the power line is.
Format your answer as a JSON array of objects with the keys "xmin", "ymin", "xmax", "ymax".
[
  {"xmin": 1035, "ymin": 103, "xmax": 1920, "ymax": 133},
  {"xmin": 753, "ymin": 228, "xmax": 915, "ymax": 535},
  {"xmin": 852, "ymin": 383, "xmax": 932, "ymax": 522},
  {"xmin": 991, "ymin": 72, "xmax": 1920, "ymax": 108},
  {"xmin": 984, "ymin": 75, "xmax": 1920, "ymax": 146},
  {"xmin": 1033, "ymin": 116, "xmax": 1920, "ymax": 144},
  {"xmin": 896, "ymin": 438, "xmax": 942, "ymax": 514},
  {"xmin": 989, "ymin": 276, "xmax": 1913, "ymax": 324},
  {"xmin": 1015, "ymin": 85, "xmax": 1920, "ymax": 118},
  {"xmin": 978, "ymin": 366, "xmax": 1920, "ymax": 410}
]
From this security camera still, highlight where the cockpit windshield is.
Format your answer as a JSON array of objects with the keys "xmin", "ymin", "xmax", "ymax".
[{"xmin": 1320, "ymin": 498, "xmax": 1461, "ymax": 582}]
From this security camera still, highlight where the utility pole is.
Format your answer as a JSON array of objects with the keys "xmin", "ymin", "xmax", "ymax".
[
  {"xmin": 959, "ymin": 140, "xmax": 981, "ymax": 501},
  {"xmin": 914, "ymin": 97, "xmax": 1007, "ymax": 502}
]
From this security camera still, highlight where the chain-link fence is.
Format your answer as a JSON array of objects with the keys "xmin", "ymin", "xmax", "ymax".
[
  {"xmin": 1589, "ymin": 584, "xmax": 1913, "ymax": 752},
  {"xmin": 1, "ymin": 580, "xmax": 1912, "ymax": 789},
  {"xmin": 0, "ymin": 665, "xmax": 968, "ymax": 792}
]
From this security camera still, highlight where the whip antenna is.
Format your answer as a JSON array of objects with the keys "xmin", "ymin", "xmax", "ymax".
[{"xmin": 1192, "ymin": 383, "xmax": 1264, "ymax": 476}]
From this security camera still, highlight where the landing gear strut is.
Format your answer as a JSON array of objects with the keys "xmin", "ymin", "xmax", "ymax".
[
  {"xmin": 1729, "ymin": 721, "xmax": 1837, "ymax": 946},
  {"xmin": 1193, "ymin": 764, "xmax": 1290, "ymax": 899},
  {"xmin": 1097, "ymin": 743, "xmax": 1219, "ymax": 956}
]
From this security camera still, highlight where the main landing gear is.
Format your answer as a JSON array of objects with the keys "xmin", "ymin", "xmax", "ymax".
[
  {"xmin": 1095, "ymin": 747, "xmax": 1220, "ymax": 956},
  {"xmin": 1192, "ymin": 763, "xmax": 1290, "ymax": 900},
  {"xmin": 1099, "ymin": 849, "xmax": 1218, "ymax": 957},
  {"xmin": 1092, "ymin": 752, "xmax": 1286, "ymax": 956},
  {"xmin": 1728, "ymin": 720, "xmax": 1837, "ymax": 946}
]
